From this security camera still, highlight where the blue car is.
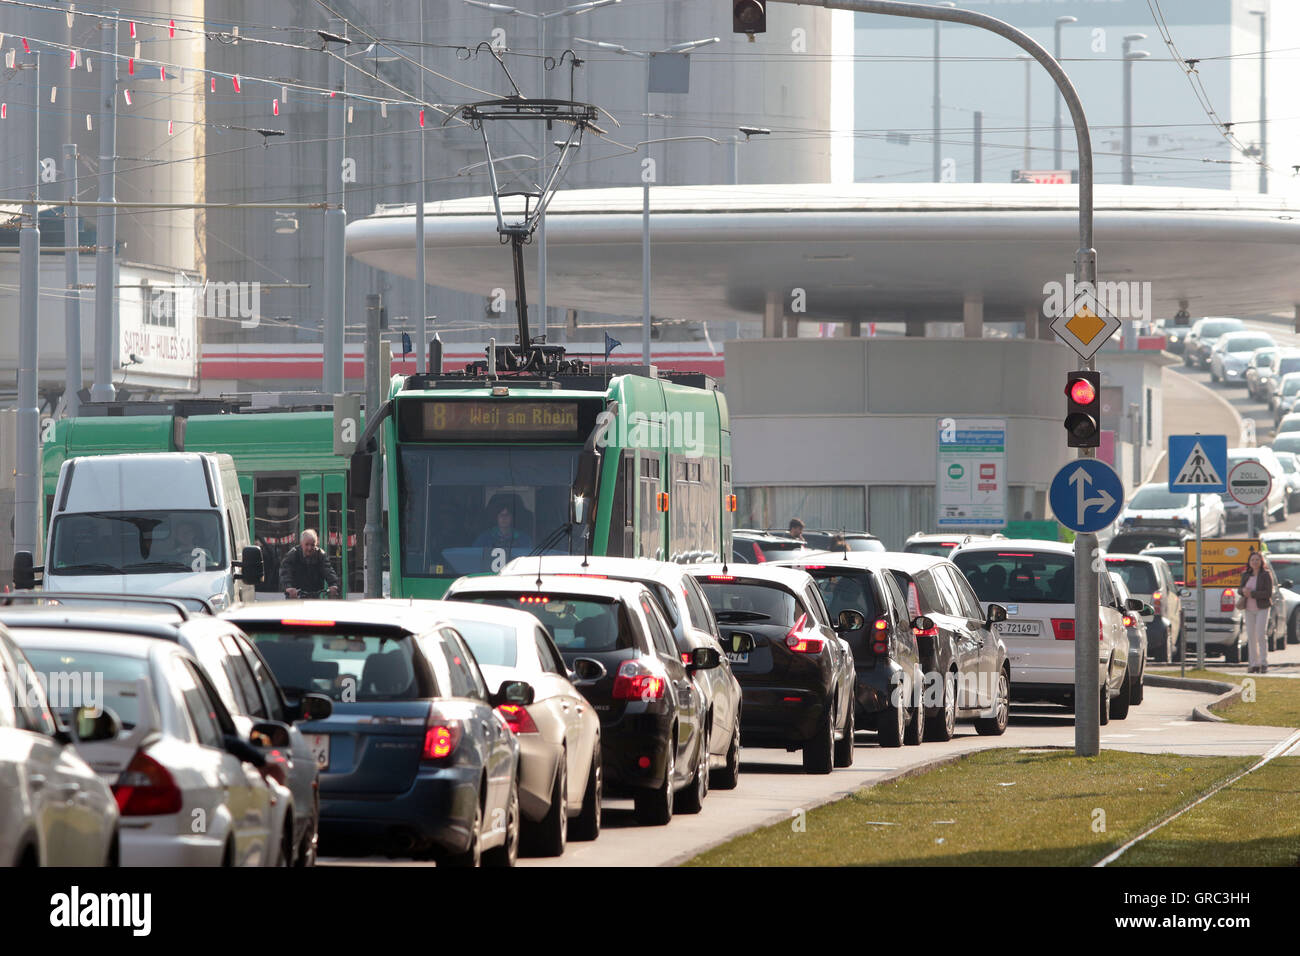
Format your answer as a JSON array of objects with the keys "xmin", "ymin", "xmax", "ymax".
[{"xmin": 226, "ymin": 601, "xmax": 528, "ymax": 866}]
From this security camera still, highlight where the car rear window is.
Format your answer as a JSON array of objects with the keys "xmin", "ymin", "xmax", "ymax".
[
  {"xmin": 904, "ymin": 541, "xmax": 959, "ymax": 557},
  {"xmin": 1105, "ymin": 560, "xmax": 1158, "ymax": 594},
  {"xmin": 1272, "ymin": 435, "xmax": 1300, "ymax": 456},
  {"xmin": 952, "ymin": 550, "xmax": 1074, "ymax": 604},
  {"xmin": 443, "ymin": 618, "xmax": 518, "ymax": 667},
  {"xmin": 806, "ymin": 570, "xmax": 881, "ymax": 622},
  {"xmin": 698, "ymin": 580, "xmax": 797, "ymax": 627},
  {"xmin": 1146, "ymin": 552, "xmax": 1184, "ymax": 583},
  {"xmin": 1279, "ymin": 360, "xmax": 1300, "ymax": 380},
  {"xmin": 1200, "ymin": 320, "xmax": 1243, "ymax": 338},
  {"xmin": 1224, "ymin": 335, "xmax": 1273, "ymax": 353},
  {"xmin": 1265, "ymin": 538, "xmax": 1300, "ymax": 555},
  {"xmin": 1265, "ymin": 557, "xmax": 1300, "ymax": 582},
  {"xmin": 18, "ymin": 647, "xmax": 149, "ymax": 729},
  {"xmin": 461, "ymin": 594, "xmax": 634, "ymax": 652},
  {"xmin": 245, "ymin": 627, "xmax": 431, "ymax": 701},
  {"xmin": 1128, "ymin": 486, "xmax": 1189, "ymax": 510}
]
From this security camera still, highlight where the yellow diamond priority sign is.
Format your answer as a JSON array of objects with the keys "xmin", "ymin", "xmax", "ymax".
[{"xmin": 1050, "ymin": 283, "xmax": 1122, "ymax": 361}]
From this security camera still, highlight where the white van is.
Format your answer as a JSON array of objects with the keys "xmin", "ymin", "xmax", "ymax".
[{"xmin": 17, "ymin": 453, "xmax": 263, "ymax": 610}]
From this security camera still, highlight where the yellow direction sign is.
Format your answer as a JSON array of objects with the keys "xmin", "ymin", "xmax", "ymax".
[
  {"xmin": 1049, "ymin": 282, "xmax": 1122, "ymax": 361},
  {"xmin": 1184, "ymin": 538, "xmax": 1260, "ymax": 587}
]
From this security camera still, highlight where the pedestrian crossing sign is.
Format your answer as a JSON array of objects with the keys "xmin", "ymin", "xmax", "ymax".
[{"xmin": 1168, "ymin": 434, "xmax": 1227, "ymax": 494}]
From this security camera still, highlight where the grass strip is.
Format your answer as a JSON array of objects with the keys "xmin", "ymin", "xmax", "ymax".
[
  {"xmin": 1155, "ymin": 668, "xmax": 1300, "ymax": 728},
  {"xmin": 1114, "ymin": 757, "xmax": 1300, "ymax": 866},
  {"xmin": 685, "ymin": 749, "xmax": 1253, "ymax": 867}
]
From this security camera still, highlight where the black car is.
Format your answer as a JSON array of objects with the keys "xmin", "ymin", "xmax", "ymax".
[
  {"xmin": 1106, "ymin": 527, "xmax": 1191, "ymax": 554},
  {"xmin": 227, "ymin": 601, "xmax": 527, "ymax": 867},
  {"xmin": 732, "ymin": 530, "xmax": 812, "ymax": 564},
  {"xmin": 773, "ymin": 554, "xmax": 930, "ymax": 747},
  {"xmin": 792, "ymin": 530, "xmax": 886, "ymax": 553},
  {"xmin": 447, "ymin": 574, "xmax": 717, "ymax": 825},
  {"xmin": 689, "ymin": 564, "xmax": 858, "ymax": 771},
  {"xmin": 874, "ymin": 553, "xmax": 1011, "ymax": 739}
]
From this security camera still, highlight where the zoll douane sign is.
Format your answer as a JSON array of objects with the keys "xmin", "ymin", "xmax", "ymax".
[{"xmin": 1227, "ymin": 460, "xmax": 1272, "ymax": 507}]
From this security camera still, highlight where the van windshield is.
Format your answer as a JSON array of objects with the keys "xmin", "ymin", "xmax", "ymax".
[{"xmin": 48, "ymin": 510, "xmax": 226, "ymax": 575}]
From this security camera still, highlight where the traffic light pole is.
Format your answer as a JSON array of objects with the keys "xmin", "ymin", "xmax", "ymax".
[{"xmin": 760, "ymin": 0, "xmax": 1098, "ymax": 754}]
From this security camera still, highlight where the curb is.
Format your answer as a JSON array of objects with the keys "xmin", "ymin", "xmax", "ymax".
[
  {"xmin": 1167, "ymin": 366, "xmax": 1248, "ymax": 446},
  {"xmin": 665, "ymin": 749, "xmax": 970, "ymax": 867},
  {"xmin": 1144, "ymin": 673, "xmax": 1240, "ymax": 722}
]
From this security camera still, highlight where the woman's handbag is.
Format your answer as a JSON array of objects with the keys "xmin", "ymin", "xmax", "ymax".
[{"xmin": 1236, "ymin": 590, "xmax": 1248, "ymax": 610}]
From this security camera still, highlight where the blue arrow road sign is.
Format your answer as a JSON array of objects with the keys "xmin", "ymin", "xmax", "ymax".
[
  {"xmin": 1168, "ymin": 434, "xmax": 1228, "ymax": 494},
  {"xmin": 1050, "ymin": 459, "xmax": 1125, "ymax": 533}
]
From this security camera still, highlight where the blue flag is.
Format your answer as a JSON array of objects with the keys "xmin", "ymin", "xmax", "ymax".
[
  {"xmin": 604, "ymin": 331, "xmax": 621, "ymax": 360},
  {"xmin": 401, "ymin": 332, "xmax": 412, "ymax": 357}
]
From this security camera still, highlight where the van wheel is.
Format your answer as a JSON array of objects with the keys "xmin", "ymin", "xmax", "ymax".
[{"xmin": 1225, "ymin": 635, "xmax": 1242, "ymax": 663}]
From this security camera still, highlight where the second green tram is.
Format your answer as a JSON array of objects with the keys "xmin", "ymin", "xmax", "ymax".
[{"xmin": 369, "ymin": 368, "xmax": 733, "ymax": 598}]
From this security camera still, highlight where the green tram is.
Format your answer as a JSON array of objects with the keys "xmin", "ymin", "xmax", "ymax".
[
  {"xmin": 41, "ymin": 404, "xmax": 363, "ymax": 595},
  {"xmin": 358, "ymin": 367, "xmax": 734, "ymax": 598}
]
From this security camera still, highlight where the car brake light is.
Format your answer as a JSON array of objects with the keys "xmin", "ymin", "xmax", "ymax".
[
  {"xmin": 1122, "ymin": 614, "xmax": 1135, "ymax": 627},
  {"xmin": 612, "ymin": 659, "xmax": 666, "ymax": 700},
  {"xmin": 872, "ymin": 616, "xmax": 889, "ymax": 654},
  {"xmin": 280, "ymin": 619, "xmax": 335, "ymax": 627},
  {"xmin": 1153, "ymin": 590, "xmax": 1162, "ymax": 614},
  {"xmin": 1051, "ymin": 619, "xmax": 1075, "ymax": 641},
  {"xmin": 1221, "ymin": 589, "xmax": 1236, "ymax": 612},
  {"xmin": 496, "ymin": 703, "xmax": 539, "ymax": 735},
  {"xmin": 113, "ymin": 750, "xmax": 183, "ymax": 816},
  {"xmin": 519, "ymin": 595, "xmax": 549, "ymax": 604},
  {"xmin": 913, "ymin": 622, "xmax": 939, "ymax": 638},
  {"xmin": 421, "ymin": 712, "xmax": 462, "ymax": 761},
  {"xmin": 681, "ymin": 652, "xmax": 693, "ymax": 665},
  {"xmin": 707, "ymin": 575, "xmax": 735, "ymax": 582}
]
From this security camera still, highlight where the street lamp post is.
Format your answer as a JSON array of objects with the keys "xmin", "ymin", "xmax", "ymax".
[
  {"xmin": 932, "ymin": 1, "xmax": 956, "ymax": 183},
  {"xmin": 463, "ymin": 1, "xmax": 620, "ymax": 349},
  {"xmin": 1054, "ymin": 16, "xmax": 1077, "ymax": 169},
  {"xmin": 1250, "ymin": 9, "xmax": 1267, "ymax": 194},
  {"xmin": 1122, "ymin": 34, "xmax": 1149, "ymax": 186},
  {"xmin": 574, "ymin": 35, "xmax": 719, "ymax": 365},
  {"xmin": 1016, "ymin": 54, "xmax": 1032, "ymax": 171}
]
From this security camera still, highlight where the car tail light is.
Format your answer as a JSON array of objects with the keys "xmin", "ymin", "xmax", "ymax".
[
  {"xmin": 421, "ymin": 712, "xmax": 463, "ymax": 762},
  {"xmin": 496, "ymin": 703, "xmax": 539, "ymax": 735},
  {"xmin": 708, "ymin": 575, "xmax": 736, "ymax": 582},
  {"xmin": 1122, "ymin": 614, "xmax": 1135, "ymax": 628},
  {"xmin": 1051, "ymin": 618, "xmax": 1075, "ymax": 641},
  {"xmin": 281, "ymin": 619, "xmax": 335, "ymax": 627},
  {"xmin": 912, "ymin": 621, "xmax": 939, "ymax": 638},
  {"xmin": 872, "ymin": 616, "xmax": 889, "ymax": 654},
  {"xmin": 113, "ymin": 750, "xmax": 183, "ymax": 816},
  {"xmin": 1221, "ymin": 589, "xmax": 1236, "ymax": 613},
  {"xmin": 752, "ymin": 542, "xmax": 765, "ymax": 563},
  {"xmin": 784, "ymin": 612, "xmax": 825, "ymax": 653},
  {"xmin": 613, "ymin": 659, "xmax": 667, "ymax": 700},
  {"xmin": 1153, "ymin": 590, "xmax": 1162, "ymax": 614},
  {"xmin": 519, "ymin": 595, "xmax": 550, "ymax": 604}
]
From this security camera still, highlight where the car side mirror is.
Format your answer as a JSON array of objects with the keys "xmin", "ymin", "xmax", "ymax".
[
  {"xmin": 1142, "ymin": 603, "xmax": 1155, "ymax": 617},
  {"xmin": 985, "ymin": 603, "xmax": 1008, "ymax": 627},
  {"xmin": 249, "ymin": 720, "xmax": 292, "ymax": 749},
  {"xmin": 723, "ymin": 632, "xmax": 756, "ymax": 654},
  {"xmin": 295, "ymin": 692, "xmax": 333, "ymax": 722},
  {"xmin": 72, "ymin": 706, "xmax": 121, "ymax": 743},
  {"xmin": 688, "ymin": 646, "xmax": 721, "ymax": 671},
  {"xmin": 1125, "ymin": 597, "xmax": 1144, "ymax": 612},
  {"xmin": 491, "ymin": 680, "xmax": 534, "ymax": 707},
  {"xmin": 1283, "ymin": 579, "xmax": 1295, "ymax": 590},
  {"xmin": 834, "ymin": 609, "xmax": 866, "ymax": 633},
  {"xmin": 570, "ymin": 658, "xmax": 607, "ymax": 684},
  {"xmin": 239, "ymin": 545, "xmax": 264, "ymax": 584},
  {"xmin": 13, "ymin": 551, "xmax": 37, "ymax": 590},
  {"xmin": 223, "ymin": 733, "xmax": 266, "ymax": 767},
  {"xmin": 570, "ymin": 494, "xmax": 589, "ymax": 527},
  {"xmin": 911, "ymin": 615, "xmax": 935, "ymax": 633}
]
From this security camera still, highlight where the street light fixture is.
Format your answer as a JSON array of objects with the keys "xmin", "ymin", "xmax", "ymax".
[
  {"xmin": 574, "ymin": 34, "xmax": 720, "ymax": 364},
  {"xmin": 733, "ymin": 126, "xmax": 771, "ymax": 184},
  {"xmin": 1122, "ymin": 34, "xmax": 1149, "ymax": 186},
  {"xmin": 1053, "ymin": 16, "xmax": 1078, "ymax": 168},
  {"xmin": 462, "ymin": 0, "xmax": 620, "ymax": 347}
]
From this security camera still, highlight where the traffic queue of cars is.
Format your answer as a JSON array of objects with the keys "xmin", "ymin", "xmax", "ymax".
[{"xmin": 2, "ymin": 527, "xmax": 1176, "ymax": 867}]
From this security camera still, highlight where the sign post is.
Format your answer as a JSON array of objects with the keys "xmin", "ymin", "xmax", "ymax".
[{"xmin": 1169, "ymin": 434, "xmax": 1228, "ymax": 673}]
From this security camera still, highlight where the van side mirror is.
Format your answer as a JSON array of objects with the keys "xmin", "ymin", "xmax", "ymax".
[
  {"xmin": 239, "ymin": 545, "xmax": 264, "ymax": 584},
  {"xmin": 571, "ymin": 494, "xmax": 589, "ymax": 526},
  {"xmin": 13, "ymin": 551, "xmax": 36, "ymax": 590}
]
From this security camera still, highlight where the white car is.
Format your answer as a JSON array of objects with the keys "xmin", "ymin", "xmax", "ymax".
[
  {"xmin": 1267, "ymin": 357, "xmax": 1300, "ymax": 413},
  {"xmin": 1116, "ymin": 482, "xmax": 1225, "ymax": 539},
  {"xmin": 1223, "ymin": 447, "xmax": 1288, "ymax": 528},
  {"xmin": 1273, "ymin": 452, "xmax": 1300, "ymax": 511},
  {"xmin": 951, "ymin": 539, "xmax": 1131, "ymax": 723},
  {"xmin": 11, "ymin": 631, "xmax": 287, "ymax": 866},
  {"xmin": 0, "ymin": 625, "xmax": 120, "ymax": 866}
]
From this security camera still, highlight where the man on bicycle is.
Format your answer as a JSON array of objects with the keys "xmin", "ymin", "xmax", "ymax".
[{"xmin": 281, "ymin": 529, "xmax": 340, "ymax": 598}]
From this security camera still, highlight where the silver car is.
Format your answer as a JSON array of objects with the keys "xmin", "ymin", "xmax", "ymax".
[
  {"xmin": 1108, "ymin": 552, "xmax": 1182, "ymax": 663},
  {"xmin": 1108, "ymin": 574, "xmax": 1149, "ymax": 707},
  {"xmin": 1209, "ymin": 330, "xmax": 1276, "ymax": 386}
]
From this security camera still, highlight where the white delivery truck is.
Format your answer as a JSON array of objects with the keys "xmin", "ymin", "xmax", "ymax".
[{"xmin": 14, "ymin": 453, "xmax": 263, "ymax": 610}]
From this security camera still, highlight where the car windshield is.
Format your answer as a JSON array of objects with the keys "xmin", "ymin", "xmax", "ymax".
[
  {"xmin": 1279, "ymin": 420, "xmax": 1300, "ymax": 435},
  {"xmin": 444, "ymin": 619, "xmax": 518, "ymax": 667},
  {"xmin": 461, "ymin": 594, "xmax": 633, "ymax": 653},
  {"xmin": 18, "ymin": 647, "xmax": 150, "ymax": 729},
  {"xmin": 1265, "ymin": 557, "xmax": 1300, "ymax": 580},
  {"xmin": 1278, "ymin": 362, "xmax": 1300, "ymax": 383},
  {"xmin": 1198, "ymin": 320, "xmax": 1243, "ymax": 338},
  {"xmin": 1255, "ymin": 350, "xmax": 1277, "ymax": 366},
  {"xmin": 48, "ymin": 510, "xmax": 226, "ymax": 575},
  {"xmin": 1278, "ymin": 457, "xmax": 1297, "ymax": 475},
  {"xmin": 1265, "ymin": 538, "xmax": 1300, "ymax": 555},
  {"xmin": 952, "ymin": 550, "xmax": 1074, "ymax": 604},
  {"xmin": 1224, "ymin": 335, "xmax": 1273, "ymax": 353},
  {"xmin": 396, "ymin": 445, "xmax": 581, "ymax": 578},
  {"xmin": 698, "ymin": 580, "xmax": 798, "ymax": 626},
  {"xmin": 1105, "ymin": 560, "xmax": 1158, "ymax": 595},
  {"xmin": 1273, "ymin": 435, "xmax": 1300, "ymax": 455},
  {"xmin": 1128, "ymin": 486, "xmax": 1189, "ymax": 510},
  {"xmin": 245, "ymin": 629, "xmax": 427, "ymax": 701}
]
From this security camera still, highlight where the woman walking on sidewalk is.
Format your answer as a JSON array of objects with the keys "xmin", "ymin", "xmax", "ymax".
[{"xmin": 1240, "ymin": 551, "xmax": 1273, "ymax": 674}]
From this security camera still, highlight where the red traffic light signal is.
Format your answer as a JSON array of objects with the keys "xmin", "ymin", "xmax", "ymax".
[
  {"xmin": 1064, "ymin": 370, "xmax": 1101, "ymax": 448},
  {"xmin": 734, "ymin": 1, "xmax": 766, "ymax": 35}
]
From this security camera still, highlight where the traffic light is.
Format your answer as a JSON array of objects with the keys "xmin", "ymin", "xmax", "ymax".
[
  {"xmin": 1064, "ymin": 370, "xmax": 1101, "ymax": 448},
  {"xmin": 733, "ymin": 1, "xmax": 766, "ymax": 36}
]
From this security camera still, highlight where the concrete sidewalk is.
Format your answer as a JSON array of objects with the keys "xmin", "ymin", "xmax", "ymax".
[{"xmin": 1152, "ymin": 367, "xmax": 1244, "ymax": 481}]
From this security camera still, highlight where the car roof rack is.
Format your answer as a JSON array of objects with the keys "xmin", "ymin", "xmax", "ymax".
[{"xmin": 0, "ymin": 591, "xmax": 205, "ymax": 619}]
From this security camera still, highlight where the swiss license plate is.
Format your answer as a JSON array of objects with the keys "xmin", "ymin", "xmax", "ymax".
[
  {"xmin": 998, "ymin": 621, "xmax": 1042, "ymax": 636},
  {"xmin": 307, "ymin": 733, "xmax": 330, "ymax": 770},
  {"xmin": 725, "ymin": 652, "xmax": 749, "ymax": 664}
]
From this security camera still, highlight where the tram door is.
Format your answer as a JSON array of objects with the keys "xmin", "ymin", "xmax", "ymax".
[{"xmin": 300, "ymin": 473, "xmax": 350, "ymax": 596}]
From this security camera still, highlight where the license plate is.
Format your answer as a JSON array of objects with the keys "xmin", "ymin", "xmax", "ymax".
[
  {"xmin": 725, "ymin": 652, "xmax": 749, "ymax": 664},
  {"xmin": 307, "ymin": 733, "xmax": 330, "ymax": 770},
  {"xmin": 998, "ymin": 621, "xmax": 1042, "ymax": 636}
]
